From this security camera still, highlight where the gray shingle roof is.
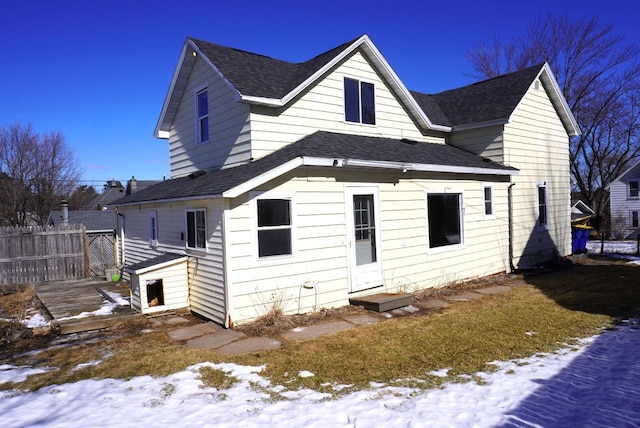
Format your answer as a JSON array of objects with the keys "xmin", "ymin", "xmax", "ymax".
[
  {"xmin": 412, "ymin": 64, "xmax": 545, "ymax": 127},
  {"xmin": 190, "ymin": 36, "xmax": 358, "ymax": 99},
  {"xmin": 115, "ymin": 131, "xmax": 517, "ymax": 205},
  {"xmin": 48, "ymin": 210, "xmax": 116, "ymax": 231}
]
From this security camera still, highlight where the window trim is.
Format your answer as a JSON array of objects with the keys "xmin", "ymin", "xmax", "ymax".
[
  {"xmin": 630, "ymin": 181, "xmax": 639, "ymax": 198},
  {"xmin": 425, "ymin": 190, "xmax": 465, "ymax": 254},
  {"xmin": 536, "ymin": 183, "xmax": 549, "ymax": 230},
  {"xmin": 185, "ymin": 208, "xmax": 207, "ymax": 251},
  {"xmin": 148, "ymin": 210, "xmax": 158, "ymax": 247},
  {"xmin": 195, "ymin": 83, "xmax": 209, "ymax": 145},
  {"xmin": 343, "ymin": 77, "xmax": 376, "ymax": 126},
  {"xmin": 250, "ymin": 191, "xmax": 296, "ymax": 262},
  {"xmin": 483, "ymin": 183, "xmax": 495, "ymax": 220}
]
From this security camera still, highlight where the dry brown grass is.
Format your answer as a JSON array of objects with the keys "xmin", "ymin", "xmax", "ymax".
[{"xmin": 1, "ymin": 262, "xmax": 638, "ymax": 395}]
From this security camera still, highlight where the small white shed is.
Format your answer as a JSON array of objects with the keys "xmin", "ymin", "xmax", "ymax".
[{"xmin": 125, "ymin": 253, "xmax": 189, "ymax": 314}]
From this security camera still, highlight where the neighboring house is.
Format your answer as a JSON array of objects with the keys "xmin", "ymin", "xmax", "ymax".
[
  {"xmin": 609, "ymin": 159, "xmax": 640, "ymax": 238},
  {"xmin": 114, "ymin": 35, "xmax": 579, "ymax": 326}
]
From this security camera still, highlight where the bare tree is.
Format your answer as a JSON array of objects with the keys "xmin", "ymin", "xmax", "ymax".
[
  {"xmin": 68, "ymin": 185, "xmax": 98, "ymax": 211},
  {"xmin": 467, "ymin": 14, "xmax": 640, "ymax": 229},
  {"xmin": 0, "ymin": 122, "xmax": 82, "ymax": 226}
]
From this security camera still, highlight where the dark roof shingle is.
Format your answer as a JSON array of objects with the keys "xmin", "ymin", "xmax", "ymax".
[
  {"xmin": 413, "ymin": 64, "xmax": 545, "ymax": 127},
  {"xmin": 116, "ymin": 132, "xmax": 516, "ymax": 205}
]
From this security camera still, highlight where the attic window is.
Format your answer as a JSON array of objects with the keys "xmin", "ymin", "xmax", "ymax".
[
  {"xmin": 196, "ymin": 87, "xmax": 209, "ymax": 144},
  {"xmin": 344, "ymin": 77, "xmax": 375, "ymax": 125}
]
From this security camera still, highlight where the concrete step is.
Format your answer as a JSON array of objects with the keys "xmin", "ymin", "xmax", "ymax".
[{"xmin": 349, "ymin": 292, "xmax": 412, "ymax": 312}]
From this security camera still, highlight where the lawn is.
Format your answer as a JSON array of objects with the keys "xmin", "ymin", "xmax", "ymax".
[{"xmin": 1, "ymin": 261, "xmax": 638, "ymax": 395}]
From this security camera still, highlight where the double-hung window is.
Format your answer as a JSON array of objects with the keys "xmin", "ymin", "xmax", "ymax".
[
  {"xmin": 483, "ymin": 184, "xmax": 494, "ymax": 219},
  {"xmin": 344, "ymin": 77, "xmax": 375, "ymax": 125},
  {"xmin": 148, "ymin": 210, "xmax": 158, "ymax": 247},
  {"xmin": 186, "ymin": 209, "xmax": 206, "ymax": 250},
  {"xmin": 537, "ymin": 184, "xmax": 548, "ymax": 228},
  {"xmin": 196, "ymin": 87, "xmax": 209, "ymax": 144},
  {"xmin": 632, "ymin": 211, "xmax": 639, "ymax": 228},
  {"xmin": 256, "ymin": 197, "xmax": 293, "ymax": 258},
  {"xmin": 426, "ymin": 192, "xmax": 464, "ymax": 250},
  {"xmin": 630, "ymin": 181, "xmax": 639, "ymax": 198}
]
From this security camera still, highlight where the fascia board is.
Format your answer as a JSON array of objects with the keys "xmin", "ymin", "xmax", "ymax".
[
  {"xmin": 410, "ymin": 163, "xmax": 518, "ymax": 176},
  {"xmin": 154, "ymin": 41, "xmax": 190, "ymax": 139},
  {"xmin": 222, "ymin": 158, "xmax": 304, "ymax": 198},
  {"xmin": 611, "ymin": 157, "xmax": 640, "ymax": 184},
  {"xmin": 189, "ymin": 39, "xmax": 242, "ymax": 102},
  {"xmin": 538, "ymin": 64, "xmax": 581, "ymax": 136}
]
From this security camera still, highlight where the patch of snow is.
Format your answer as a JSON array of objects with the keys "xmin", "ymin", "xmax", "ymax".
[
  {"xmin": 23, "ymin": 313, "xmax": 50, "ymax": 328},
  {"xmin": 0, "ymin": 365, "xmax": 57, "ymax": 385},
  {"xmin": 1, "ymin": 322, "xmax": 638, "ymax": 427},
  {"xmin": 298, "ymin": 370, "xmax": 314, "ymax": 378},
  {"xmin": 428, "ymin": 368, "xmax": 450, "ymax": 377},
  {"xmin": 291, "ymin": 327, "xmax": 305, "ymax": 332},
  {"xmin": 102, "ymin": 290, "xmax": 130, "ymax": 306},
  {"xmin": 525, "ymin": 331, "xmax": 538, "ymax": 336}
]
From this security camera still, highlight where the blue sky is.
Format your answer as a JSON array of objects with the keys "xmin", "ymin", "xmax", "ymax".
[{"xmin": 2, "ymin": 0, "xmax": 638, "ymax": 190}]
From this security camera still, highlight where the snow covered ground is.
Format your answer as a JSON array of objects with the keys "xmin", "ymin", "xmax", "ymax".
[
  {"xmin": 2, "ymin": 245, "xmax": 639, "ymax": 427},
  {"xmin": 1, "ymin": 320, "xmax": 639, "ymax": 427},
  {"xmin": 586, "ymin": 239, "xmax": 640, "ymax": 265}
]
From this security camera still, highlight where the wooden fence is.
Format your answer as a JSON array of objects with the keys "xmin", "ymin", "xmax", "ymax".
[{"xmin": 0, "ymin": 224, "xmax": 89, "ymax": 286}]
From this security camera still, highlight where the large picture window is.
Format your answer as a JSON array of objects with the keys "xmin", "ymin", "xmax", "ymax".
[
  {"xmin": 186, "ymin": 209, "xmax": 206, "ymax": 250},
  {"xmin": 344, "ymin": 77, "xmax": 375, "ymax": 125},
  {"xmin": 196, "ymin": 87, "xmax": 209, "ymax": 144},
  {"xmin": 257, "ymin": 198, "xmax": 292, "ymax": 258},
  {"xmin": 427, "ymin": 193, "xmax": 463, "ymax": 249}
]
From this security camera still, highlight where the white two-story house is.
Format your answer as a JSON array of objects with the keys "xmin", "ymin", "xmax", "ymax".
[
  {"xmin": 115, "ymin": 34, "xmax": 579, "ymax": 326},
  {"xmin": 609, "ymin": 159, "xmax": 640, "ymax": 238}
]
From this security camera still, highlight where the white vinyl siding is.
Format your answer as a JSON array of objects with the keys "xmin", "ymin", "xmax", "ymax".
[
  {"xmin": 119, "ymin": 200, "xmax": 227, "ymax": 325},
  {"xmin": 249, "ymin": 50, "xmax": 445, "ymax": 160},
  {"xmin": 609, "ymin": 164, "xmax": 640, "ymax": 238},
  {"xmin": 168, "ymin": 57, "xmax": 251, "ymax": 178},
  {"xmin": 226, "ymin": 169, "xmax": 510, "ymax": 324},
  {"xmin": 503, "ymin": 79, "xmax": 572, "ymax": 267}
]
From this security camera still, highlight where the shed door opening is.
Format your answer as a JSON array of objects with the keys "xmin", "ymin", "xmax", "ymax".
[{"xmin": 146, "ymin": 279, "xmax": 164, "ymax": 307}]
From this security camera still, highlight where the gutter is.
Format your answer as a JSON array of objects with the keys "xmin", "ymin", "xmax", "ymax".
[{"xmin": 508, "ymin": 182, "xmax": 516, "ymax": 272}]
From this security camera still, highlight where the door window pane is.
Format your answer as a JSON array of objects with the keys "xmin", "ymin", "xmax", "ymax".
[{"xmin": 354, "ymin": 194, "xmax": 376, "ymax": 265}]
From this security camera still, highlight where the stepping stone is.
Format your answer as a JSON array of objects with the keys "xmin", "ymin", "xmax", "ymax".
[
  {"xmin": 186, "ymin": 329, "xmax": 245, "ymax": 350},
  {"xmin": 475, "ymin": 285, "xmax": 512, "ymax": 295},
  {"xmin": 167, "ymin": 322, "xmax": 221, "ymax": 341},
  {"xmin": 414, "ymin": 298, "xmax": 450, "ymax": 310},
  {"xmin": 281, "ymin": 320, "xmax": 355, "ymax": 341},
  {"xmin": 445, "ymin": 291, "xmax": 484, "ymax": 302},
  {"xmin": 215, "ymin": 337, "xmax": 282, "ymax": 355},
  {"xmin": 343, "ymin": 314, "xmax": 381, "ymax": 325}
]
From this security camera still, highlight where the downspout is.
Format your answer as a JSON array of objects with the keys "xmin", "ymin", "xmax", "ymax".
[
  {"xmin": 508, "ymin": 182, "xmax": 516, "ymax": 272},
  {"xmin": 117, "ymin": 210, "xmax": 126, "ymax": 271}
]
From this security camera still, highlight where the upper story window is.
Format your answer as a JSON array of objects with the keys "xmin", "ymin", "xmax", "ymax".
[
  {"xmin": 344, "ymin": 77, "xmax": 375, "ymax": 125},
  {"xmin": 186, "ymin": 209, "xmax": 206, "ymax": 250},
  {"xmin": 196, "ymin": 87, "xmax": 209, "ymax": 144},
  {"xmin": 630, "ymin": 181, "xmax": 639, "ymax": 198},
  {"xmin": 537, "ymin": 184, "xmax": 548, "ymax": 228},
  {"xmin": 426, "ymin": 192, "xmax": 464, "ymax": 250}
]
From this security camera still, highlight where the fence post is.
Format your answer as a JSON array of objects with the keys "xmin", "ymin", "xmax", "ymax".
[
  {"xmin": 637, "ymin": 235, "xmax": 639, "ymax": 256},
  {"xmin": 600, "ymin": 233, "xmax": 605, "ymax": 254}
]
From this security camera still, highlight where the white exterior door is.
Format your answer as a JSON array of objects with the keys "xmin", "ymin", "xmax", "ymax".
[{"xmin": 346, "ymin": 186, "xmax": 383, "ymax": 292}]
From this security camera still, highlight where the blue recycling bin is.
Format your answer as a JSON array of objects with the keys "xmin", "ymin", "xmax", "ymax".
[{"xmin": 572, "ymin": 226, "xmax": 592, "ymax": 254}]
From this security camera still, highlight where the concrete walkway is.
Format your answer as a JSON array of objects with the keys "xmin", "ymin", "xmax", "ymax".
[{"xmin": 155, "ymin": 281, "xmax": 520, "ymax": 355}]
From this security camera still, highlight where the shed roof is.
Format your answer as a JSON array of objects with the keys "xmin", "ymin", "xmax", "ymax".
[{"xmin": 125, "ymin": 253, "xmax": 187, "ymax": 275}]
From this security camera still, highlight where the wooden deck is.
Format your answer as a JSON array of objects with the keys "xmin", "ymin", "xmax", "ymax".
[
  {"xmin": 34, "ymin": 278, "xmax": 143, "ymax": 334},
  {"xmin": 349, "ymin": 292, "xmax": 413, "ymax": 312}
]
